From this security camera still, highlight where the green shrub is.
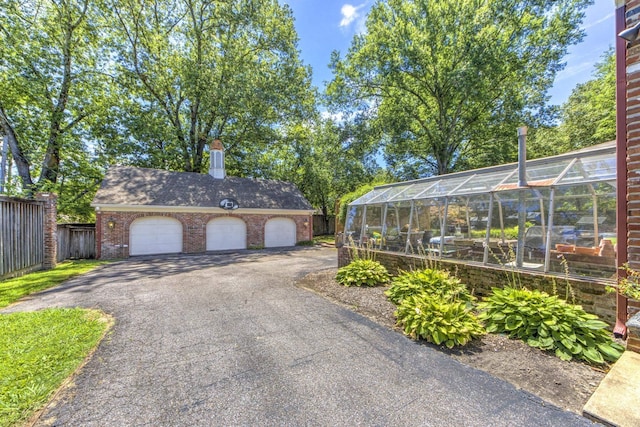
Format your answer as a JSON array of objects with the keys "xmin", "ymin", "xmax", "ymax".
[
  {"xmin": 395, "ymin": 293, "xmax": 485, "ymax": 348},
  {"xmin": 385, "ymin": 268, "xmax": 475, "ymax": 306},
  {"xmin": 336, "ymin": 259, "xmax": 390, "ymax": 287},
  {"xmin": 478, "ymin": 287, "xmax": 625, "ymax": 365}
]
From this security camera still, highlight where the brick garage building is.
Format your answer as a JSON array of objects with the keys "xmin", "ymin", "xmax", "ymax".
[{"xmin": 92, "ymin": 141, "xmax": 313, "ymax": 259}]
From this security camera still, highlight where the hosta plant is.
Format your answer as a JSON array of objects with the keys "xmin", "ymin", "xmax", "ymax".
[
  {"xmin": 336, "ymin": 259, "xmax": 390, "ymax": 287},
  {"xmin": 395, "ymin": 293, "xmax": 485, "ymax": 348},
  {"xmin": 478, "ymin": 287, "xmax": 625, "ymax": 365},
  {"xmin": 385, "ymin": 268, "xmax": 475, "ymax": 306}
]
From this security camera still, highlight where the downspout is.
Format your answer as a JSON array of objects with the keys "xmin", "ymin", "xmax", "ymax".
[
  {"xmin": 95, "ymin": 210, "xmax": 102, "ymax": 260},
  {"xmin": 516, "ymin": 126, "xmax": 528, "ymax": 268},
  {"xmin": 615, "ymin": 1, "xmax": 629, "ymax": 338}
]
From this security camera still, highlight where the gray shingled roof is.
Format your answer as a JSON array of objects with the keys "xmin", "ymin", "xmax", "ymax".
[{"xmin": 92, "ymin": 166, "xmax": 313, "ymax": 211}]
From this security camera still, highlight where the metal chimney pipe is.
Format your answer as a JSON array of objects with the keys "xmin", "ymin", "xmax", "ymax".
[{"xmin": 518, "ymin": 126, "xmax": 528, "ymax": 187}]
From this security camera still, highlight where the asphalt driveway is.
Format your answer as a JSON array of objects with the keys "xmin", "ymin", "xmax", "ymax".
[{"xmin": 4, "ymin": 247, "xmax": 593, "ymax": 426}]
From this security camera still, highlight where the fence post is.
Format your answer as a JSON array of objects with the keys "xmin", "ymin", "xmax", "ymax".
[{"xmin": 36, "ymin": 192, "xmax": 58, "ymax": 270}]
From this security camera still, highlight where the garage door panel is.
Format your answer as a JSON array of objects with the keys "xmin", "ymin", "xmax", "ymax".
[
  {"xmin": 130, "ymin": 217, "xmax": 183, "ymax": 256},
  {"xmin": 265, "ymin": 218, "xmax": 296, "ymax": 248},
  {"xmin": 207, "ymin": 217, "xmax": 246, "ymax": 251}
]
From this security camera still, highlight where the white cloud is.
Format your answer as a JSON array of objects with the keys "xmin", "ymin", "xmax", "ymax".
[
  {"xmin": 555, "ymin": 60, "xmax": 596, "ymax": 82},
  {"xmin": 340, "ymin": 2, "xmax": 370, "ymax": 30},
  {"xmin": 340, "ymin": 4, "xmax": 360, "ymax": 27},
  {"xmin": 583, "ymin": 12, "xmax": 614, "ymax": 31}
]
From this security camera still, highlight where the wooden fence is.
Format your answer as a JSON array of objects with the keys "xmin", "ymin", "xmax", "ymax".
[
  {"xmin": 57, "ymin": 224, "xmax": 96, "ymax": 262},
  {"xmin": 313, "ymin": 214, "xmax": 335, "ymax": 236},
  {"xmin": 0, "ymin": 196, "xmax": 45, "ymax": 278}
]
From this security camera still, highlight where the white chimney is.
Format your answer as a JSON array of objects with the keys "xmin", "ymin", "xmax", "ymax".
[{"xmin": 209, "ymin": 139, "xmax": 226, "ymax": 179}]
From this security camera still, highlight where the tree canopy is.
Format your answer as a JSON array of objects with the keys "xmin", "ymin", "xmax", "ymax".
[
  {"xmin": 106, "ymin": 0, "xmax": 316, "ymax": 175},
  {"xmin": 0, "ymin": 0, "xmax": 110, "ymax": 218},
  {"xmin": 0, "ymin": 0, "xmax": 612, "ymax": 223},
  {"xmin": 327, "ymin": 0, "xmax": 592, "ymax": 179},
  {"xmin": 529, "ymin": 49, "xmax": 615, "ymax": 158}
]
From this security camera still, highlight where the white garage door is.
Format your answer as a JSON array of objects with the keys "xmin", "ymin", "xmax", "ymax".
[
  {"xmin": 130, "ymin": 217, "xmax": 183, "ymax": 256},
  {"xmin": 265, "ymin": 218, "xmax": 297, "ymax": 248},
  {"xmin": 206, "ymin": 217, "xmax": 247, "ymax": 251}
]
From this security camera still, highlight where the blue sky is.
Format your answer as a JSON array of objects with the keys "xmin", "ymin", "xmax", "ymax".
[{"xmin": 283, "ymin": 0, "xmax": 615, "ymax": 106}]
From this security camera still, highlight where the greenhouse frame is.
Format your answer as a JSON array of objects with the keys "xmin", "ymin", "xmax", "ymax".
[{"xmin": 345, "ymin": 141, "xmax": 617, "ymax": 279}]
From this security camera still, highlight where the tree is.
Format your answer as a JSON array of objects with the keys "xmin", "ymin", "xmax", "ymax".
[
  {"xmin": 327, "ymin": 0, "xmax": 592, "ymax": 178},
  {"xmin": 248, "ymin": 118, "xmax": 385, "ymax": 233},
  {"xmin": 107, "ymin": 0, "xmax": 316, "ymax": 174},
  {"xmin": 0, "ymin": 0, "xmax": 106, "ymax": 195},
  {"xmin": 529, "ymin": 49, "xmax": 615, "ymax": 158}
]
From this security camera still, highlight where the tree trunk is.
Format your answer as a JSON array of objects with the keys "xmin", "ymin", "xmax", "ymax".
[{"xmin": 0, "ymin": 104, "xmax": 34, "ymax": 192}]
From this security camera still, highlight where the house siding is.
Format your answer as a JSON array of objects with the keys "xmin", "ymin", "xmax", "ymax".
[{"xmin": 96, "ymin": 211, "xmax": 312, "ymax": 259}]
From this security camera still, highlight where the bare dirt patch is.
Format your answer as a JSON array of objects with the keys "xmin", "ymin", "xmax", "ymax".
[{"xmin": 296, "ymin": 269, "xmax": 607, "ymax": 415}]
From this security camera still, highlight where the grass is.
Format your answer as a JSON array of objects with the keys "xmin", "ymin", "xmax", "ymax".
[
  {"xmin": 0, "ymin": 308, "xmax": 113, "ymax": 427},
  {"xmin": 0, "ymin": 261, "xmax": 112, "ymax": 425},
  {"xmin": 0, "ymin": 260, "xmax": 109, "ymax": 309},
  {"xmin": 313, "ymin": 235, "xmax": 335, "ymax": 245}
]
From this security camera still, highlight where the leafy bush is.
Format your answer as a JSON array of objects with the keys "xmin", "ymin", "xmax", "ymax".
[
  {"xmin": 395, "ymin": 293, "xmax": 485, "ymax": 348},
  {"xmin": 385, "ymin": 268, "xmax": 475, "ymax": 306},
  {"xmin": 336, "ymin": 259, "xmax": 390, "ymax": 287},
  {"xmin": 478, "ymin": 287, "xmax": 625, "ymax": 365}
]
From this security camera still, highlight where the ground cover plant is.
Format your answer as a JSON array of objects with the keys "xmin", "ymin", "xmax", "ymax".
[
  {"xmin": 395, "ymin": 293, "xmax": 485, "ymax": 347},
  {"xmin": 336, "ymin": 259, "xmax": 390, "ymax": 287},
  {"xmin": 385, "ymin": 269, "xmax": 475, "ymax": 306},
  {"xmin": 0, "ymin": 308, "xmax": 112, "ymax": 426},
  {"xmin": 0, "ymin": 260, "xmax": 108, "ymax": 309},
  {"xmin": 386, "ymin": 268, "xmax": 483, "ymax": 347},
  {"xmin": 478, "ymin": 287, "xmax": 624, "ymax": 365}
]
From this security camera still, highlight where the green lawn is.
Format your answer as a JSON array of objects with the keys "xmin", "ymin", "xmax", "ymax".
[
  {"xmin": 0, "ymin": 309, "xmax": 112, "ymax": 426},
  {"xmin": 0, "ymin": 260, "xmax": 112, "ymax": 426},
  {"xmin": 0, "ymin": 260, "xmax": 109, "ymax": 309}
]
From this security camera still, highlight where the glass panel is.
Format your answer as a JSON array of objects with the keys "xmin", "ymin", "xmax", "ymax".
[
  {"xmin": 350, "ymin": 188, "xmax": 391, "ymax": 205},
  {"xmin": 376, "ymin": 184, "xmax": 415, "ymax": 203},
  {"xmin": 547, "ymin": 183, "xmax": 617, "ymax": 278},
  {"xmin": 381, "ymin": 201, "xmax": 412, "ymax": 252},
  {"xmin": 442, "ymin": 197, "xmax": 476, "ymax": 262},
  {"xmin": 390, "ymin": 180, "xmax": 441, "ymax": 202},
  {"xmin": 500, "ymin": 159, "xmax": 572, "ymax": 187},
  {"xmin": 403, "ymin": 199, "xmax": 443, "ymax": 253},
  {"xmin": 452, "ymin": 170, "xmax": 514, "ymax": 196},
  {"xmin": 362, "ymin": 204, "xmax": 384, "ymax": 246},
  {"xmin": 556, "ymin": 154, "xmax": 616, "ymax": 186},
  {"xmin": 345, "ymin": 205, "xmax": 365, "ymax": 243},
  {"xmin": 420, "ymin": 176, "xmax": 475, "ymax": 198}
]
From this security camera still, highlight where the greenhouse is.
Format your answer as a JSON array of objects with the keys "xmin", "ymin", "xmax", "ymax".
[{"xmin": 345, "ymin": 141, "xmax": 617, "ymax": 279}]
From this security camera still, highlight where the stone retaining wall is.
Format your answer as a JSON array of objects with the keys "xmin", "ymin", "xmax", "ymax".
[{"xmin": 338, "ymin": 247, "xmax": 617, "ymax": 326}]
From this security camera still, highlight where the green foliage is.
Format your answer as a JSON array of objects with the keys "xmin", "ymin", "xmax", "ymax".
[
  {"xmin": 614, "ymin": 263, "xmax": 640, "ymax": 300},
  {"xmin": 0, "ymin": 0, "xmax": 112, "ymax": 219},
  {"xmin": 107, "ymin": 0, "xmax": 316, "ymax": 174},
  {"xmin": 478, "ymin": 287, "xmax": 625, "ymax": 365},
  {"xmin": 0, "ymin": 260, "xmax": 109, "ymax": 309},
  {"xmin": 529, "ymin": 49, "xmax": 615, "ymax": 158},
  {"xmin": 338, "ymin": 179, "xmax": 389, "ymax": 225},
  {"xmin": 327, "ymin": 0, "xmax": 591, "ymax": 177},
  {"xmin": 395, "ymin": 293, "xmax": 485, "ymax": 348},
  {"xmin": 0, "ymin": 308, "xmax": 111, "ymax": 426},
  {"xmin": 385, "ymin": 269, "xmax": 475, "ymax": 306},
  {"xmin": 336, "ymin": 259, "xmax": 390, "ymax": 287},
  {"xmin": 470, "ymin": 225, "xmax": 522, "ymax": 240}
]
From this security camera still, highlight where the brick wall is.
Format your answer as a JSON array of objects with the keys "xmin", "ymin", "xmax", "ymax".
[
  {"xmin": 97, "ymin": 211, "xmax": 312, "ymax": 259},
  {"xmin": 36, "ymin": 192, "xmax": 57, "ymax": 269},
  {"xmin": 627, "ymin": 1, "xmax": 640, "ymax": 268},
  {"xmin": 624, "ymin": 0, "xmax": 640, "ymax": 351},
  {"xmin": 338, "ymin": 247, "xmax": 617, "ymax": 326}
]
